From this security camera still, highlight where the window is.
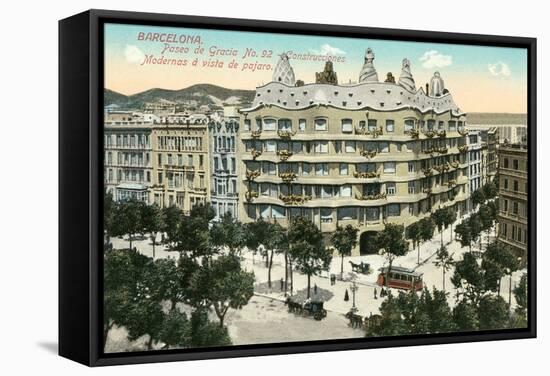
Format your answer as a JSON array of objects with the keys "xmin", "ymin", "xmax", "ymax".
[
  {"xmin": 385, "ymin": 120, "xmax": 395, "ymax": 132},
  {"xmin": 438, "ymin": 121, "xmax": 445, "ymax": 130},
  {"xmin": 272, "ymin": 205, "xmax": 286, "ymax": 219},
  {"xmin": 504, "ymin": 179, "xmax": 509, "ymax": 190},
  {"xmin": 367, "ymin": 119, "xmax": 377, "ymax": 131},
  {"xmin": 513, "ymin": 202, "xmax": 519, "ymax": 215},
  {"xmin": 299, "ymin": 119, "xmax": 306, "ymax": 132},
  {"xmin": 383, "ymin": 162, "xmax": 396, "ymax": 173},
  {"xmin": 503, "ymin": 158, "xmax": 509, "ymax": 168},
  {"xmin": 292, "ymin": 142, "xmax": 302, "ymax": 154},
  {"xmin": 157, "ymin": 154, "xmax": 163, "ymax": 166},
  {"xmin": 338, "ymin": 207, "xmax": 357, "ymax": 220},
  {"xmin": 386, "ymin": 182, "xmax": 396, "ymax": 195},
  {"xmin": 314, "ymin": 141, "xmax": 328, "ymax": 153},
  {"xmin": 404, "ymin": 142, "xmax": 413, "ymax": 152},
  {"xmin": 263, "ymin": 118, "xmax": 277, "ymax": 131},
  {"xmin": 408, "ymin": 161, "xmax": 415, "ymax": 173},
  {"xmin": 404, "ymin": 119, "xmax": 415, "ymax": 131},
  {"xmin": 503, "ymin": 199, "xmax": 508, "ymax": 212},
  {"xmin": 265, "ymin": 140, "xmax": 276, "ymax": 152},
  {"xmin": 339, "ymin": 163, "xmax": 348, "ymax": 175},
  {"xmin": 321, "ymin": 208, "xmax": 333, "ymax": 223},
  {"xmin": 513, "ymin": 180, "xmax": 519, "ymax": 192},
  {"xmin": 408, "ymin": 181, "xmax": 415, "ymax": 194},
  {"xmin": 387, "ymin": 204, "xmax": 400, "ymax": 217},
  {"xmin": 379, "ymin": 142, "xmax": 389, "ymax": 153},
  {"xmin": 341, "ymin": 119, "xmax": 353, "ymax": 133},
  {"xmin": 366, "ymin": 207, "xmax": 379, "ymax": 221},
  {"xmin": 340, "ymin": 185, "xmax": 352, "ymax": 197},
  {"xmin": 244, "ymin": 119, "xmax": 251, "ymax": 131},
  {"xmin": 345, "ymin": 141, "xmax": 356, "ymax": 153},
  {"xmin": 278, "ymin": 118, "xmax": 292, "ymax": 131},
  {"xmin": 427, "ymin": 120, "xmax": 435, "ymax": 130},
  {"xmin": 314, "ymin": 118, "xmax": 327, "ymax": 131},
  {"xmin": 302, "ymin": 163, "xmax": 311, "ymax": 176},
  {"xmin": 315, "ymin": 163, "xmax": 329, "ymax": 176},
  {"xmin": 262, "ymin": 161, "xmax": 276, "ymax": 175},
  {"xmin": 448, "ymin": 121, "xmax": 456, "ymax": 131},
  {"xmin": 513, "ymin": 159, "xmax": 519, "ymax": 170}
]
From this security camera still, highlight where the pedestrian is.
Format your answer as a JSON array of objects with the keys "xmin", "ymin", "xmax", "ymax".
[
  {"xmin": 314, "ymin": 283, "xmax": 318, "ymax": 295},
  {"xmin": 374, "ymin": 287, "xmax": 378, "ymax": 300},
  {"xmin": 280, "ymin": 278, "xmax": 284, "ymax": 291},
  {"xmin": 344, "ymin": 289, "xmax": 349, "ymax": 301},
  {"xmin": 330, "ymin": 274, "xmax": 336, "ymax": 286}
]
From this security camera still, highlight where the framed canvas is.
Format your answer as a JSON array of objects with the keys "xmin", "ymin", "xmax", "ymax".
[{"xmin": 59, "ymin": 9, "xmax": 537, "ymax": 366}]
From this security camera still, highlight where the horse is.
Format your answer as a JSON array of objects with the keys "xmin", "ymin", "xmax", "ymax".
[{"xmin": 345, "ymin": 311, "xmax": 364, "ymax": 328}]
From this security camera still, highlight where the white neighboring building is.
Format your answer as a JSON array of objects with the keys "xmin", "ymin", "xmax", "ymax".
[
  {"xmin": 209, "ymin": 106, "xmax": 240, "ymax": 220},
  {"xmin": 104, "ymin": 119, "xmax": 153, "ymax": 203},
  {"xmin": 466, "ymin": 130, "xmax": 484, "ymax": 210}
]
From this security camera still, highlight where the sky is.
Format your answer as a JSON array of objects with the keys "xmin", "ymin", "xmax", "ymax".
[{"xmin": 104, "ymin": 23, "xmax": 528, "ymax": 113}]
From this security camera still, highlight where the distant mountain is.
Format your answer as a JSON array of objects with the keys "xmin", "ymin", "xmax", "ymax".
[{"xmin": 104, "ymin": 84, "xmax": 255, "ymax": 109}]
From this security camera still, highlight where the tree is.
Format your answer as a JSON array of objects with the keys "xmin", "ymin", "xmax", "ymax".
[
  {"xmin": 142, "ymin": 204, "xmax": 164, "ymax": 258},
  {"xmin": 162, "ymin": 205, "xmax": 183, "ymax": 247},
  {"xmin": 158, "ymin": 309, "xmax": 190, "ymax": 349},
  {"xmin": 263, "ymin": 222, "xmax": 288, "ymax": 289},
  {"xmin": 376, "ymin": 223, "xmax": 409, "ymax": 289},
  {"xmin": 482, "ymin": 241, "xmax": 519, "ymax": 294},
  {"xmin": 451, "ymin": 252, "xmax": 485, "ymax": 304},
  {"xmin": 482, "ymin": 181, "xmax": 497, "ymax": 200},
  {"xmin": 173, "ymin": 204, "xmax": 216, "ymax": 260},
  {"xmin": 433, "ymin": 246, "xmax": 454, "ymax": 292},
  {"xmin": 103, "ymin": 248, "xmax": 150, "ymax": 350},
  {"xmin": 210, "ymin": 212, "xmax": 246, "ymax": 255},
  {"xmin": 331, "ymin": 225, "xmax": 359, "ymax": 278},
  {"xmin": 468, "ymin": 214, "xmax": 483, "ymax": 250},
  {"xmin": 191, "ymin": 254, "xmax": 255, "ymax": 328},
  {"xmin": 478, "ymin": 295, "xmax": 510, "ymax": 330},
  {"xmin": 512, "ymin": 273, "xmax": 528, "ymax": 327},
  {"xmin": 443, "ymin": 208, "xmax": 457, "ymax": 244},
  {"xmin": 406, "ymin": 222, "xmax": 421, "ymax": 265},
  {"xmin": 368, "ymin": 292, "xmax": 406, "ymax": 336},
  {"xmin": 471, "ymin": 189, "xmax": 485, "ymax": 208},
  {"xmin": 111, "ymin": 198, "xmax": 146, "ymax": 249},
  {"xmin": 478, "ymin": 204, "xmax": 494, "ymax": 249},
  {"xmin": 104, "ymin": 189, "xmax": 115, "ymax": 245},
  {"xmin": 452, "ymin": 300, "xmax": 479, "ymax": 331},
  {"xmin": 432, "ymin": 208, "xmax": 447, "ymax": 248},
  {"xmin": 454, "ymin": 221, "xmax": 473, "ymax": 251},
  {"xmin": 188, "ymin": 308, "xmax": 232, "ymax": 347},
  {"xmin": 289, "ymin": 216, "xmax": 332, "ymax": 298},
  {"xmin": 418, "ymin": 217, "xmax": 435, "ymax": 261}
]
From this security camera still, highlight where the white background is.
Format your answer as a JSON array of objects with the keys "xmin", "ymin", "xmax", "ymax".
[{"xmin": 0, "ymin": 0, "xmax": 546, "ymax": 374}]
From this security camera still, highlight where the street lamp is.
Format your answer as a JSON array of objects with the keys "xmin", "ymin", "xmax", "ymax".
[{"xmin": 350, "ymin": 281, "xmax": 359, "ymax": 313}]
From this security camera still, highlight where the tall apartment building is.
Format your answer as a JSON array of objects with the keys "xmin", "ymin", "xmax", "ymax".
[
  {"xmin": 237, "ymin": 51, "xmax": 469, "ymax": 255},
  {"xmin": 209, "ymin": 106, "xmax": 240, "ymax": 220},
  {"xmin": 498, "ymin": 141, "xmax": 528, "ymax": 260},
  {"xmin": 466, "ymin": 130, "xmax": 485, "ymax": 209},
  {"xmin": 150, "ymin": 116, "xmax": 210, "ymax": 214},
  {"xmin": 104, "ymin": 118, "xmax": 153, "ymax": 203}
]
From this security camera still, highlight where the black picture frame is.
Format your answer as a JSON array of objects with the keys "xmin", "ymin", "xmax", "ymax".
[{"xmin": 59, "ymin": 9, "xmax": 537, "ymax": 367}]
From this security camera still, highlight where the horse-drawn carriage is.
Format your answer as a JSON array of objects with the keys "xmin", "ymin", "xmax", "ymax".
[
  {"xmin": 285, "ymin": 297, "xmax": 327, "ymax": 321},
  {"xmin": 349, "ymin": 261, "xmax": 371, "ymax": 274}
]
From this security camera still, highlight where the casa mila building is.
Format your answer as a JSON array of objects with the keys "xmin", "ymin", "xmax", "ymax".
[{"xmin": 237, "ymin": 50, "xmax": 470, "ymax": 255}]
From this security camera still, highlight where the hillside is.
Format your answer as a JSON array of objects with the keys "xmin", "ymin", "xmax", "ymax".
[{"xmin": 104, "ymin": 84, "xmax": 255, "ymax": 109}]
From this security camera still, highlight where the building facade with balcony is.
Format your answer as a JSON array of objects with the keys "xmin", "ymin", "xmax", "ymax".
[
  {"xmin": 104, "ymin": 119, "xmax": 153, "ymax": 203},
  {"xmin": 150, "ymin": 117, "xmax": 210, "ymax": 214},
  {"xmin": 209, "ymin": 106, "xmax": 240, "ymax": 220},
  {"xmin": 497, "ymin": 141, "xmax": 528, "ymax": 260},
  {"xmin": 237, "ymin": 52, "xmax": 470, "ymax": 255}
]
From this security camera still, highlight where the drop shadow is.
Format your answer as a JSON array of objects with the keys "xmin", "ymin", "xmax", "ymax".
[{"xmin": 37, "ymin": 341, "xmax": 58, "ymax": 354}]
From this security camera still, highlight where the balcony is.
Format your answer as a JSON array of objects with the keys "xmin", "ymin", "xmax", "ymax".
[
  {"xmin": 356, "ymin": 126, "xmax": 384, "ymax": 138},
  {"xmin": 437, "ymin": 130, "xmax": 447, "ymax": 138},
  {"xmin": 279, "ymin": 193, "xmax": 311, "ymax": 205},
  {"xmin": 250, "ymin": 148, "xmax": 262, "ymax": 160},
  {"xmin": 421, "ymin": 146, "xmax": 448, "ymax": 155},
  {"xmin": 164, "ymin": 164, "xmax": 194, "ymax": 171},
  {"xmin": 360, "ymin": 149, "xmax": 378, "ymax": 159},
  {"xmin": 422, "ymin": 130, "xmax": 436, "ymax": 139},
  {"xmin": 405, "ymin": 129, "xmax": 419, "ymax": 139},
  {"xmin": 353, "ymin": 171, "xmax": 380, "ymax": 179},
  {"xmin": 276, "ymin": 149, "xmax": 293, "ymax": 161},
  {"xmin": 277, "ymin": 130, "xmax": 296, "ymax": 139},
  {"xmin": 251, "ymin": 130, "xmax": 262, "ymax": 138},
  {"xmin": 458, "ymin": 145, "xmax": 469, "ymax": 153},
  {"xmin": 279, "ymin": 171, "xmax": 297, "ymax": 183},
  {"xmin": 421, "ymin": 167, "xmax": 433, "ymax": 177},
  {"xmin": 356, "ymin": 192, "xmax": 387, "ymax": 201},
  {"xmin": 246, "ymin": 169, "xmax": 261, "ymax": 181},
  {"xmin": 245, "ymin": 190, "xmax": 259, "ymax": 202}
]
